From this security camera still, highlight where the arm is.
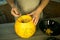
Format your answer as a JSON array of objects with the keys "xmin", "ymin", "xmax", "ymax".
[
  {"xmin": 6, "ymin": 0, "xmax": 21, "ymax": 17},
  {"xmin": 6, "ymin": 0, "xmax": 15, "ymax": 7},
  {"xmin": 36, "ymin": 0, "xmax": 50, "ymax": 14},
  {"xmin": 28, "ymin": 0, "xmax": 50, "ymax": 25}
]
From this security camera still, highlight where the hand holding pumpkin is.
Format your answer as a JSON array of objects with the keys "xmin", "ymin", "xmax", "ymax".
[
  {"xmin": 27, "ymin": 9, "xmax": 41, "ymax": 26},
  {"xmin": 11, "ymin": 6, "xmax": 21, "ymax": 17}
]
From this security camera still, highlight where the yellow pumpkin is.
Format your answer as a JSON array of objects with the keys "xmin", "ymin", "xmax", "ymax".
[{"xmin": 14, "ymin": 15, "xmax": 36, "ymax": 38}]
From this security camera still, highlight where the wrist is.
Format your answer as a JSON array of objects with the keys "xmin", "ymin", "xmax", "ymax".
[
  {"xmin": 35, "ymin": 8, "xmax": 43, "ymax": 15},
  {"xmin": 10, "ymin": 2, "xmax": 16, "ymax": 8},
  {"xmin": 10, "ymin": 4, "xmax": 16, "ymax": 8}
]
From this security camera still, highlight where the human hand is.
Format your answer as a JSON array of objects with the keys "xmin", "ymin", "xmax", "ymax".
[
  {"xmin": 27, "ymin": 10, "xmax": 41, "ymax": 26},
  {"xmin": 11, "ymin": 6, "xmax": 21, "ymax": 17}
]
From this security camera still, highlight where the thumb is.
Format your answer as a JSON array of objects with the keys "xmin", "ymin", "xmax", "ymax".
[{"xmin": 27, "ymin": 12, "xmax": 34, "ymax": 16}]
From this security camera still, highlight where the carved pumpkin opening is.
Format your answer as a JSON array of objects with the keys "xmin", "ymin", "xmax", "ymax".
[
  {"xmin": 21, "ymin": 19, "xmax": 31, "ymax": 23},
  {"xmin": 17, "ymin": 15, "xmax": 32, "ymax": 23}
]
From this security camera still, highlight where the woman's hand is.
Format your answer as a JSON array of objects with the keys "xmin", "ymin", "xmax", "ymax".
[
  {"xmin": 11, "ymin": 6, "xmax": 21, "ymax": 17},
  {"xmin": 28, "ymin": 10, "xmax": 42, "ymax": 26}
]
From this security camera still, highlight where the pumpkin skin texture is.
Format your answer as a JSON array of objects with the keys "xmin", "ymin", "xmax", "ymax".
[{"xmin": 14, "ymin": 15, "xmax": 36, "ymax": 38}]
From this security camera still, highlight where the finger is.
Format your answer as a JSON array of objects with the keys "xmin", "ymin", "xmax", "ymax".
[
  {"xmin": 11, "ymin": 9, "xmax": 20, "ymax": 17},
  {"xmin": 34, "ymin": 17, "xmax": 39, "ymax": 25},
  {"xmin": 28, "ymin": 13, "xmax": 33, "ymax": 15},
  {"xmin": 13, "ymin": 8, "xmax": 20, "ymax": 15},
  {"xmin": 34, "ymin": 19, "xmax": 38, "ymax": 25},
  {"xmin": 27, "ymin": 12, "xmax": 34, "ymax": 16},
  {"xmin": 32, "ymin": 16, "xmax": 36, "ymax": 25},
  {"xmin": 33, "ymin": 18, "xmax": 37, "ymax": 25}
]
